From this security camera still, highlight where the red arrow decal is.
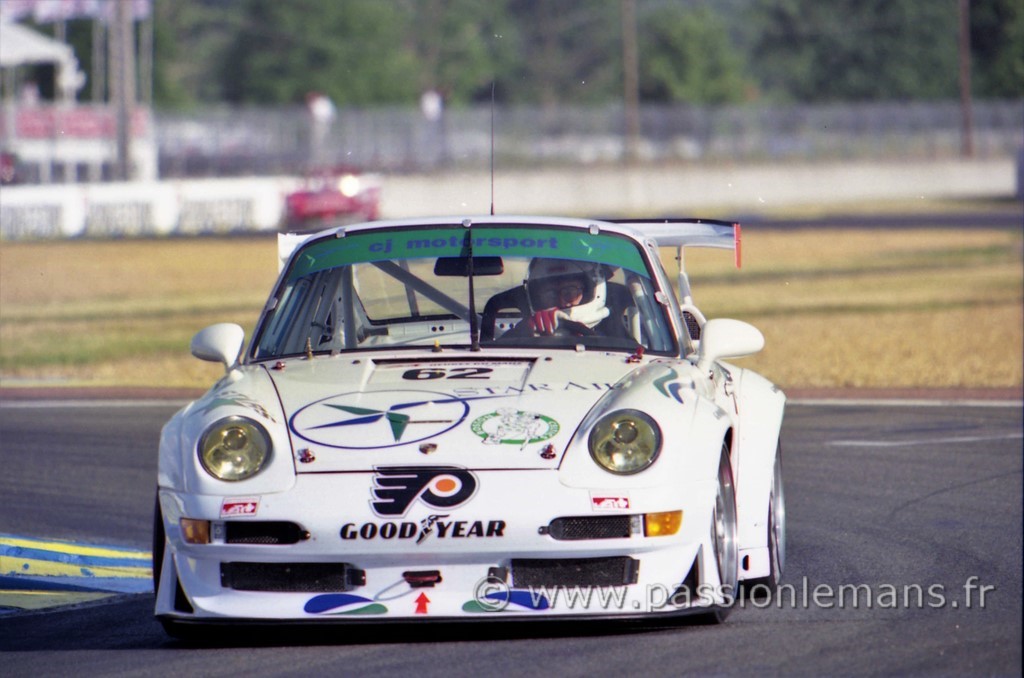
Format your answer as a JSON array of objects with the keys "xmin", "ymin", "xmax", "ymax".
[{"xmin": 414, "ymin": 592, "xmax": 430, "ymax": 614}]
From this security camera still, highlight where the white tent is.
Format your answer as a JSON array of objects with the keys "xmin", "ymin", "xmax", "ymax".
[{"xmin": 0, "ymin": 20, "xmax": 83, "ymax": 101}]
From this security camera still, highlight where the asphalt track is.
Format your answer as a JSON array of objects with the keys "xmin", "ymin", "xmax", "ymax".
[{"xmin": 0, "ymin": 396, "xmax": 1021, "ymax": 677}]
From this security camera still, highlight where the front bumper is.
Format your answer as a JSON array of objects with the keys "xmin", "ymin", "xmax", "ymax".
[{"xmin": 157, "ymin": 471, "xmax": 723, "ymax": 621}]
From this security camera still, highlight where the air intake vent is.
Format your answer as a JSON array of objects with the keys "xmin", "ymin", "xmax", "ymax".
[
  {"xmin": 225, "ymin": 521, "xmax": 308, "ymax": 545},
  {"xmin": 511, "ymin": 557, "xmax": 639, "ymax": 588},
  {"xmin": 221, "ymin": 562, "xmax": 365, "ymax": 592},
  {"xmin": 683, "ymin": 311, "xmax": 701, "ymax": 340},
  {"xmin": 545, "ymin": 515, "xmax": 632, "ymax": 540}
]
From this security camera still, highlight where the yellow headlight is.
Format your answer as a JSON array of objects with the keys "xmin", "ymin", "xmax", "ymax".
[
  {"xmin": 198, "ymin": 416, "xmax": 271, "ymax": 481},
  {"xmin": 588, "ymin": 409, "xmax": 662, "ymax": 475}
]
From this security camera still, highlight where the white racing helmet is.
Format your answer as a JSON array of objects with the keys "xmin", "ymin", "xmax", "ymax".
[{"xmin": 526, "ymin": 258, "xmax": 610, "ymax": 329}]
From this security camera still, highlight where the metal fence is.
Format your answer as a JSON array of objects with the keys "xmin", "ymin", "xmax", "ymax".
[{"xmin": 154, "ymin": 100, "xmax": 1024, "ymax": 178}]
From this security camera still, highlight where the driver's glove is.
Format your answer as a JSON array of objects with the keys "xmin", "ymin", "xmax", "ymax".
[{"xmin": 529, "ymin": 308, "xmax": 567, "ymax": 335}]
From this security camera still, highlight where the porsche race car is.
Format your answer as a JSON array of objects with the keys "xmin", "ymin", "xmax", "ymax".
[{"xmin": 154, "ymin": 216, "xmax": 786, "ymax": 635}]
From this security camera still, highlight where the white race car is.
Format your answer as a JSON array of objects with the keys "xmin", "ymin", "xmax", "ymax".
[{"xmin": 154, "ymin": 216, "xmax": 786, "ymax": 635}]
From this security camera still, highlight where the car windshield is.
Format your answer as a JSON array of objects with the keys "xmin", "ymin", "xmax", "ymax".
[{"xmin": 251, "ymin": 224, "xmax": 678, "ymax": 360}]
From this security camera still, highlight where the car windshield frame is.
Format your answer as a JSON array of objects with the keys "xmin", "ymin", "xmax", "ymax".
[{"xmin": 249, "ymin": 223, "xmax": 681, "ymax": 361}]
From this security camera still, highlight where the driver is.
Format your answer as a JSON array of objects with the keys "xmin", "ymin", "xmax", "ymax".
[{"xmin": 525, "ymin": 258, "xmax": 609, "ymax": 335}]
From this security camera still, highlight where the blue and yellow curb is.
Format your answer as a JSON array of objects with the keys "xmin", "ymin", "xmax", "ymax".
[{"xmin": 0, "ymin": 534, "xmax": 152, "ymax": 613}]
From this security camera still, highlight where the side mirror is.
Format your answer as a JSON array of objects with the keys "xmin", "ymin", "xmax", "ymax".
[
  {"xmin": 695, "ymin": 318, "xmax": 764, "ymax": 373},
  {"xmin": 191, "ymin": 323, "xmax": 245, "ymax": 371}
]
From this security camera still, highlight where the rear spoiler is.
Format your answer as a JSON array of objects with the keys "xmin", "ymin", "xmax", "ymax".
[
  {"xmin": 603, "ymin": 219, "xmax": 741, "ymax": 269},
  {"xmin": 603, "ymin": 218, "xmax": 742, "ymax": 307}
]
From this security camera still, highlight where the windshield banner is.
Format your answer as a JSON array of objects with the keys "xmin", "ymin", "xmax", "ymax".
[{"xmin": 288, "ymin": 226, "xmax": 648, "ymax": 281}]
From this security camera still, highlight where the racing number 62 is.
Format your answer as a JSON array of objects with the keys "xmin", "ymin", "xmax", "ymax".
[{"xmin": 402, "ymin": 367, "xmax": 493, "ymax": 380}]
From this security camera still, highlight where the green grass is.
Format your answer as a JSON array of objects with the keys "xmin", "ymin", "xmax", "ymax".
[{"xmin": 668, "ymin": 227, "xmax": 1022, "ymax": 388}]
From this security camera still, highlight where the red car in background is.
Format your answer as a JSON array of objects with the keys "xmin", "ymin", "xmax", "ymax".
[{"xmin": 283, "ymin": 166, "xmax": 381, "ymax": 231}]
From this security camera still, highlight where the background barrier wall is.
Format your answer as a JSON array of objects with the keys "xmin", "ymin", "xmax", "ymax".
[
  {"xmin": 380, "ymin": 159, "xmax": 1019, "ymax": 219},
  {"xmin": 0, "ymin": 158, "xmax": 1017, "ymax": 239}
]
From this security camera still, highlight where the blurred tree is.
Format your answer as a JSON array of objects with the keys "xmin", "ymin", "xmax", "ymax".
[
  {"xmin": 744, "ymin": 0, "xmax": 960, "ymax": 101},
  {"xmin": 405, "ymin": 0, "xmax": 519, "ymax": 104},
  {"xmin": 638, "ymin": 4, "xmax": 752, "ymax": 104},
  {"xmin": 145, "ymin": 0, "xmax": 1022, "ymax": 108},
  {"xmin": 970, "ymin": 0, "xmax": 1024, "ymax": 97},
  {"xmin": 152, "ymin": 0, "xmax": 239, "ymax": 107},
  {"xmin": 506, "ymin": 0, "xmax": 622, "ymax": 106},
  {"xmin": 218, "ymin": 0, "xmax": 418, "ymax": 105}
]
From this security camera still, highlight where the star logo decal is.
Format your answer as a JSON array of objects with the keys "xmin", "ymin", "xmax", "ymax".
[
  {"xmin": 289, "ymin": 390, "xmax": 507, "ymax": 449},
  {"xmin": 316, "ymin": 403, "xmax": 446, "ymax": 442}
]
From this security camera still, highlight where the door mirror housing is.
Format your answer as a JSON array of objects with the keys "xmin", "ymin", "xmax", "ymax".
[
  {"xmin": 695, "ymin": 318, "xmax": 764, "ymax": 373},
  {"xmin": 191, "ymin": 323, "xmax": 245, "ymax": 371}
]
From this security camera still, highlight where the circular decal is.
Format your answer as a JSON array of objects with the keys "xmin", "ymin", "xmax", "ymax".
[
  {"xmin": 428, "ymin": 474, "xmax": 463, "ymax": 498},
  {"xmin": 470, "ymin": 409, "xmax": 560, "ymax": 446},
  {"xmin": 290, "ymin": 390, "xmax": 471, "ymax": 449}
]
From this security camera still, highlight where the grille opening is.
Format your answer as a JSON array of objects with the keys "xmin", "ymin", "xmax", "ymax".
[
  {"xmin": 221, "ymin": 562, "xmax": 364, "ymax": 592},
  {"xmin": 225, "ymin": 521, "xmax": 308, "ymax": 545},
  {"xmin": 544, "ymin": 515, "xmax": 632, "ymax": 540},
  {"xmin": 511, "ymin": 556, "xmax": 639, "ymax": 588},
  {"xmin": 683, "ymin": 311, "xmax": 701, "ymax": 340}
]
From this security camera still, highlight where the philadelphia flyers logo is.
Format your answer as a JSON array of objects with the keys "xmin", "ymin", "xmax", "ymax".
[{"xmin": 370, "ymin": 466, "xmax": 478, "ymax": 517}]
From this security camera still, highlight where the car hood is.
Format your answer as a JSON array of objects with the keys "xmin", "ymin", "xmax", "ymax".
[{"xmin": 266, "ymin": 352, "xmax": 642, "ymax": 472}]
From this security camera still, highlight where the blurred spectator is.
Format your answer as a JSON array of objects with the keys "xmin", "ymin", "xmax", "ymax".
[
  {"xmin": 0, "ymin": 152, "xmax": 16, "ymax": 184},
  {"xmin": 20, "ymin": 82, "xmax": 40, "ymax": 106},
  {"xmin": 306, "ymin": 92, "xmax": 336, "ymax": 167}
]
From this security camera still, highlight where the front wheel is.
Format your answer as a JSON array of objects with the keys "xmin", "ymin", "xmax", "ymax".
[
  {"xmin": 766, "ymin": 447, "xmax": 787, "ymax": 587},
  {"xmin": 699, "ymin": 443, "xmax": 738, "ymax": 623},
  {"xmin": 152, "ymin": 494, "xmax": 165, "ymax": 593}
]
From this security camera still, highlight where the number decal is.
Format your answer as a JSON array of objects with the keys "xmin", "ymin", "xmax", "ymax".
[
  {"xmin": 401, "ymin": 367, "xmax": 493, "ymax": 380},
  {"xmin": 402, "ymin": 369, "xmax": 447, "ymax": 380},
  {"xmin": 448, "ymin": 367, "xmax": 492, "ymax": 379}
]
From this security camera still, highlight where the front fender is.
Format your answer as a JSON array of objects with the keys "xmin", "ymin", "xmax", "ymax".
[
  {"xmin": 157, "ymin": 365, "xmax": 296, "ymax": 496},
  {"xmin": 558, "ymin": 361, "xmax": 732, "ymax": 490},
  {"xmin": 727, "ymin": 363, "xmax": 786, "ymax": 564}
]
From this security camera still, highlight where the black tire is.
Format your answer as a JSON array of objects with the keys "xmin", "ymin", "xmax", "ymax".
[
  {"xmin": 698, "ymin": 443, "xmax": 738, "ymax": 624},
  {"xmin": 152, "ymin": 493, "xmax": 164, "ymax": 593}
]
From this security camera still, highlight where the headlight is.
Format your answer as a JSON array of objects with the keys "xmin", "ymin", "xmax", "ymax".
[
  {"xmin": 588, "ymin": 409, "xmax": 662, "ymax": 475},
  {"xmin": 198, "ymin": 416, "xmax": 271, "ymax": 481},
  {"xmin": 338, "ymin": 174, "xmax": 361, "ymax": 197}
]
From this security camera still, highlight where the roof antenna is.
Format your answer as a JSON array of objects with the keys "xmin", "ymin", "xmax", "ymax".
[
  {"xmin": 490, "ymin": 80, "xmax": 496, "ymax": 216},
  {"xmin": 463, "ymin": 218, "xmax": 481, "ymax": 352}
]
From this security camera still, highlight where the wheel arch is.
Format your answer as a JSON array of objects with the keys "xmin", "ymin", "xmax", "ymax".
[{"xmin": 726, "ymin": 365, "xmax": 786, "ymax": 579}]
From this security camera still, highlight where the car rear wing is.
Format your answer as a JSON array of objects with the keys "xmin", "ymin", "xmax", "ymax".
[
  {"xmin": 604, "ymin": 219, "xmax": 741, "ymax": 308},
  {"xmin": 605, "ymin": 218, "xmax": 741, "ymax": 265}
]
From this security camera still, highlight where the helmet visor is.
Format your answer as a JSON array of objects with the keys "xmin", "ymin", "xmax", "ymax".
[{"xmin": 530, "ymin": 273, "xmax": 592, "ymax": 308}]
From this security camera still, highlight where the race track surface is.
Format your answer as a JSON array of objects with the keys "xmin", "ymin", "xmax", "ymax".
[{"xmin": 0, "ymin": 396, "xmax": 1020, "ymax": 676}]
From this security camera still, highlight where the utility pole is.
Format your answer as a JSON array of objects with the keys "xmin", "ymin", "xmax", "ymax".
[
  {"xmin": 621, "ymin": 0, "xmax": 641, "ymax": 164},
  {"xmin": 958, "ymin": 0, "xmax": 974, "ymax": 158},
  {"xmin": 92, "ymin": 19, "xmax": 106, "ymax": 103},
  {"xmin": 111, "ymin": 0, "xmax": 136, "ymax": 180}
]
